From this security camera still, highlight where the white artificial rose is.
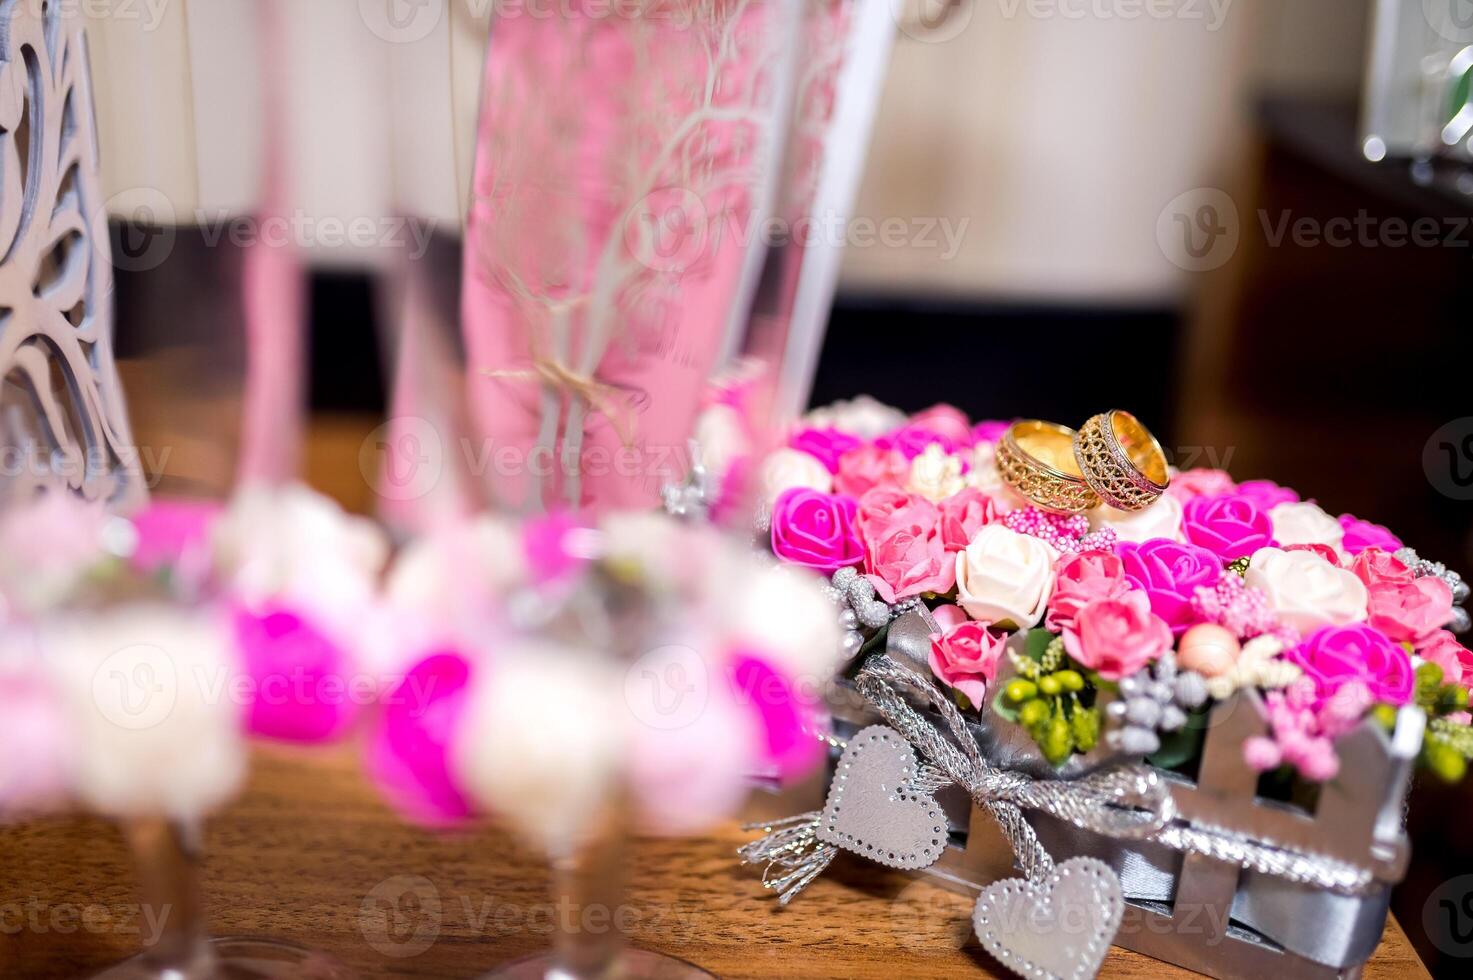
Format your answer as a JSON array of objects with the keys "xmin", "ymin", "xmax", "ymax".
[
  {"xmin": 954, "ymin": 525, "xmax": 1055, "ymax": 629},
  {"xmin": 1268, "ymin": 501, "xmax": 1346, "ymax": 556},
  {"xmin": 760, "ymin": 448, "xmax": 832, "ymax": 502},
  {"xmin": 906, "ymin": 443, "xmax": 965, "ymax": 503},
  {"xmin": 45, "ymin": 605, "xmax": 246, "ymax": 821},
  {"xmin": 965, "ymin": 441, "xmax": 1004, "ymax": 494},
  {"xmin": 692, "ymin": 404, "xmax": 748, "ymax": 483},
  {"xmin": 1245, "ymin": 547, "xmax": 1368, "ymax": 634},
  {"xmin": 452, "ymin": 645, "xmax": 622, "ymax": 852},
  {"xmin": 212, "ymin": 483, "xmax": 388, "ymax": 638},
  {"xmin": 1088, "ymin": 494, "xmax": 1185, "ymax": 544},
  {"xmin": 802, "ymin": 396, "xmax": 906, "ymax": 439},
  {"xmin": 720, "ymin": 559, "xmax": 842, "ymax": 681}
]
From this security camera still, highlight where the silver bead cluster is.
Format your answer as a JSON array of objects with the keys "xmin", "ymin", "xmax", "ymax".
[
  {"xmin": 660, "ymin": 447, "xmax": 715, "ymax": 521},
  {"xmin": 825, "ymin": 567, "xmax": 920, "ymax": 662},
  {"xmin": 1105, "ymin": 651, "xmax": 1209, "ymax": 756},
  {"xmin": 1394, "ymin": 547, "xmax": 1471, "ymax": 633}
]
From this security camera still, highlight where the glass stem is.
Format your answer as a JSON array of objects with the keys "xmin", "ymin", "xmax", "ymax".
[
  {"xmin": 121, "ymin": 817, "xmax": 217, "ymax": 978},
  {"xmin": 548, "ymin": 796, "xmax": 629, "ymax": 980}
]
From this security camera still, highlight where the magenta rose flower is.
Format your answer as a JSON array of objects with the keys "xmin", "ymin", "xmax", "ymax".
[
  {"xmin": 1337, "ymin": 513, "xmax": 1402, "ymax": 556},
  {"xmin": 770, "ymin": 488, "xmax": 864, "ymax": 573},
  {"xmin": 1418, "ymin": 630, "xmax": 1473, "ymax": 690},
  {"xmin": 1235, "ymin": 479, "xmax": 1300, "ymax": 511},
  {"xmin": 1167, "ymin": 468, "xmax": 1238, "ymax": 501},
  {"xmin": 1182, "ymin": 494, "xmax": 1276, "ymax": 561},
  {"xmin": 938, "ymin": 488, "xmax": 997, "ymax": 552},
  {"xmin": 971, "ymin": 419, "xmax": 1011, "ymax": 444},
  {"xmin": 1365, "ymin": 576, "xmax": 1453, "ymax": 644},
  {"xmin": 1351, "ymin": 548, "xmax": 1415, "ymax": 590},
  {"xmin": 1286, "ymin": 624, "xmax": 1415, "ymax": 707},
  {"xmin": 1117, "ymin": 539, "xmax": 1224, "ymax": 636},
  {"xmin": 788, "ymin": 427, "xmax": 862, "ymax": 473},
  {"xmin": 834, "ymin": 444, "xmax": 908, "ymax": 498},
  {"xmin": 862, "ymin": 496, "xmax": 954, "ymax": 602},
  {"xmin": 909, "ymin": 404, "xmax": 974, "ymax": 446},
  {"xmin": 929, "ymin": 619, "xmax": 1006, "ymax": 708},
  {"xmin": 1063, "ymin": 591, "xmax": 1172, "ymax": 681},
  {"xmin": 1046, "ymin": 550, "xmax": 1130, "ymax": 632}
]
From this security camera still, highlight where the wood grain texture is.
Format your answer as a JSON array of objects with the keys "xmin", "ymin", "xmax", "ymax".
[{"xmin": 0, "ymin": 746, "xmax": 1430, "ymax": 979}]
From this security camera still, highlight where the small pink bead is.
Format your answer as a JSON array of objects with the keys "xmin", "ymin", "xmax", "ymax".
[
  {"xmin": 1242, "ymin": 735, "xmax": 1281, "ymax": 772},
  {"xmin": 1177, "ymin": 623, "xmax": 1241, "ymax": 678}
]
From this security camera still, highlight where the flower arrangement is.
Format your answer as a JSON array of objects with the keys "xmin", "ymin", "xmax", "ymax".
[{"xmin": 699, "ymin": 397, "xmax": 1473, "ymax": 786}]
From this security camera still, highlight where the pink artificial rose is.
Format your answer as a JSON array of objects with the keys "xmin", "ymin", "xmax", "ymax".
[
  {"xmin": 1167, "ymin": 468, "xmax": 1238, "ymax": 501},
  {"xmin": 770, "ymin": 488, "xmax": 864, "ymax": 573},
  {"xmin": 909, "ymin": 404, "xmax": 975, "ymax": 447},
  {"xmin": 1182, "ymin": 494, "xmax": 1276, "ymax": 561},
  {"xmin": 938, "ymin": 488, "xmax": 998, "ymax": 552},
  {"xmin": 1235, "ymin": 479, "xmax": 1301, "ymax": 511},
  {"xmin": 1351, "ymin": 548, "xmax": 1415, "ymax": 590},
  {"xmin": 1063, "ymin": 591, "xmax": 1173, "ymax": 681},
  {"xmin": 1366, "ymin": 576, "xmax": 1453, "ymax": 645},
  {"xmin": 929, "ymin": 619, "xmax": 1006, "ymax": 708},
  {"xmin": 971, "ymin": 420, "xmax": 1011, "ymax": 444},
  {"xmin": 727, "ymin": 652, "xmax": 824, "ymax": 783},
  {"xmin": 1286, "ymin": 624, "xmax": 1415, "ymax": 708},
  {"xmin": 788, "ymin": 427, "xmax": 862, "ymax": 473},
  {"xmin": 856, "ymin": 486, "xmax": 921, "ymax": 536},
  {"xmin": 1046, "ymin": 550, "xmax": 1130, "ymax": 632},
  {"xmin": 1418, "ymin": 630, "xmax": 1473, "ymax": 690},
  {"xmin": 1117, "ymin": 539, "xmax": 1223, "ymax": 635},
  {"xmin": 1338, "ymin": 514, "xmax": 1402, "ymax": 556},
  {"xmin": 861, "ymin": 496, "xmax": 954, "ymax": 603},
  {"xmin": 129, "ymin": 498, "xmax": 221, "ymax": 573},
  {"xmin": 834, "ymin": 444, "xmax": 908, "ymax": 498},
  {"xmin": 1284, "ymin": 542, "xmax": 1343, "ymax": 566},
  {"xmin": 232, "ymin": 604, "xmax": 359, "ymax": 743},
  {"xmin": 366, "ymin": 650, "xmax": 475, "ymax": 827}
]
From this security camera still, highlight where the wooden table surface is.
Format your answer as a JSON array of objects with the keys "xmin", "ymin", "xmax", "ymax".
[{"xmin": 0, "ymin": 746, "xmax": 1431, "ymax": 979}]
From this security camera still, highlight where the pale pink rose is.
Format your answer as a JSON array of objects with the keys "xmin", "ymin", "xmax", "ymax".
[
  {"xmin": 1167, "ymin": 468, "xmax": 1237, "ymax": 501},
  {"xmin": 1365, "ymin": 576, "xmax": 1453, "ymax": 645},
  {"xmin": 861, "ymin": 496, "xmax": 954, "ymax": 603},
  {"xmin": 938, "ymin": 488, "xmax": 997, "ymax": 552},
  {"xmin": 929, "ymin": 620, "xmax": 1006, "ymax": 708},
  {"xmin": 856, "ymin": 487, "xmax": 924, "ymax": 539},
  {"xmin": 1063, "ymin": 591, "xmax": 1172, "ymax": 680},
  {"xmin": 1046, "ymin": 550, "xmax": 1130, "ymax": 632},
  {"xmin": 834, "ymin": 444, "xmax": 908, "ymax": 498},
  {"xmin": 908, "ymin": 404, "xmax": 975, "ymax": 448},
  {"xmin": 1418, "ymin": 630, "xmax": 1473, "ymax": 690},
  {"xmin": 1350, "ymin": 549, "xmax": 1415, "ymax": 590}
]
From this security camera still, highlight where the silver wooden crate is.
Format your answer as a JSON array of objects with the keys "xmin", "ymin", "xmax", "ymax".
[{"xmin": 820, "ymin": 669, "xmax": 1422, "ymax": 980}]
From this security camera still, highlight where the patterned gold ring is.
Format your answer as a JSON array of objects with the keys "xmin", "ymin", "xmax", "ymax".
[
  {"xmin": 1073, "ymin": 411, "xmax": 1170, "ymax": 512},
  {"xmin": 996, "ymin": 421, "xmax": 1100, "ymax": 515}
]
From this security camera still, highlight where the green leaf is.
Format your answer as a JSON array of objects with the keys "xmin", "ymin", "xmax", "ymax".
[
  {"xmin": 1147, "ymin": 724, "xmax": 1205, "ymax": 770},
  {"xmin": 1024, "ymin": 628, "xmax": 1055, "ymax": 664}
]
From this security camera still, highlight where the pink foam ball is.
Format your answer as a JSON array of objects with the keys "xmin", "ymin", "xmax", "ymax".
[
  {"xmin": 366, "ymin": 651, "xmax": 475, "ymax": 827},
  {"xmin": 1177, "ymin": 624, "xmax": 1241, "ymax": 678},
  {"xmin": 232, "ymin": 604, "xmax": 358, "ymax": 743},
  {"xmin": 0, "ymin": 673, "xmax": 73, "ymax": 814}
]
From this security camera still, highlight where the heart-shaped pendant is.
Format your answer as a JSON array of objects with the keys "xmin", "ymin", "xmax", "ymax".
[
  {"xmin": 972, "ymin": 857, "xmax": 1123, "ymax": 980},
  {"xmin": 815, "ymin": 725, "xmax": 947, "ymax": 870}
]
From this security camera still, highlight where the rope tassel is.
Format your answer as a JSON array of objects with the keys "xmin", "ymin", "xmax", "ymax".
[{"xmin": 738, "ymin": 812, "xmax": 838, "ymax": 905}]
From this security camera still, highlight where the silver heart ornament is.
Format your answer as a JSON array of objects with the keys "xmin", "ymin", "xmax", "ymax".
[
  {"xmin": 815, "ymin": 725, "xmax": 946, "ymax": 870},
  {"xmin": 972, "ymin": 856, "xmax": 1124, "ymax": 980}
]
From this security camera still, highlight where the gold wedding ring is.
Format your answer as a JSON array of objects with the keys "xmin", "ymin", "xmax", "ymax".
[
  {"xmin": 997, "ymin": 421, "xmax": 1100, "ymax": 515},
  {"xmin": 1073, "ymin": 410, "xmax": 1170, "ymax": 512}
]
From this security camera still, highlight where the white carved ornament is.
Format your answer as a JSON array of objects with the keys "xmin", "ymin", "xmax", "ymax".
[{"xmin": 0, "ymin": 1, "xmax": 142, "ymax": 508}]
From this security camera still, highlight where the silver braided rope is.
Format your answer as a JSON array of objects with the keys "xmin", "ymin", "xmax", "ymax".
[{"xmin": 855, "ymin": 654, "xmax": 1380, "ymax": 895}]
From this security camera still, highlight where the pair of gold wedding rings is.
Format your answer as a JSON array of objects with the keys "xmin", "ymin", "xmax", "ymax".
[{"xmin": 996, "ymin": 411, "xmax": 1170, "ymax": 515}]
